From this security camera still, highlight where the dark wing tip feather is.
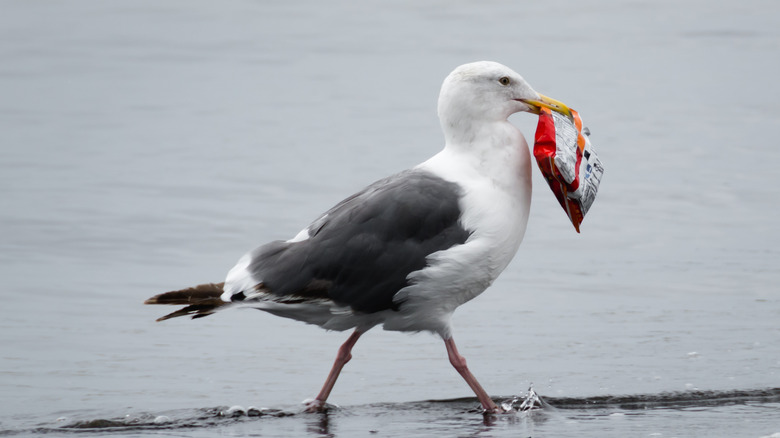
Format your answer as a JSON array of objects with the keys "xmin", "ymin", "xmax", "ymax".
[
  {"xmin": 155, "ymin": 304, "xmax": 219, "ymax": 322},
  {"xmin": 145, "ymin": 282, "xmax": 226, "ymax": 322},
  {"xmin": 145, "ymin": 282, "xmax": 225, "ymax": 305}
]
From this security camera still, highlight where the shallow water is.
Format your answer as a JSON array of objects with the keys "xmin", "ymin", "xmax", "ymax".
[
  {"xmin": 2, "ymin": 0, "xmax": 779, "ymax": 437},
  {"xmin": 8, "ymin": 389, "xmax": 780, "ymax": 437}
]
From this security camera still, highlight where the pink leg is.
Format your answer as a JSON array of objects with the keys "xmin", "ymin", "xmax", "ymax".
[
  {"xmin": 444, "ymin": 337, "xmax": 500, "ymax": 413},
  {"xmin": 305, "ymin": 329, "xmax": 362, "ymax": 411}
]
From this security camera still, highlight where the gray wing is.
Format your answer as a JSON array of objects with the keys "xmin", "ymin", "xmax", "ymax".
[{"xmin": 237, "ymin": 169, "xmax": 471, "ymax": 313}]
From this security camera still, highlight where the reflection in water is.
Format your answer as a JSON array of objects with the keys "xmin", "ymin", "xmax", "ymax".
[{"xmin": 306, "ymin": 411, "xmax": 332, "ymax": 437}]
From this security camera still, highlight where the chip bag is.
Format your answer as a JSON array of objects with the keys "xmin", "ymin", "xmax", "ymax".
[{"xmin": 533, "ymin": 107, "xmax": 604, "ymax": 232}]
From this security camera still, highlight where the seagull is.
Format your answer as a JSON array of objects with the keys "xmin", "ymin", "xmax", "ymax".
[{"xmin": 145, "ymin": 61, "xmax": 572, "ymax": 414}]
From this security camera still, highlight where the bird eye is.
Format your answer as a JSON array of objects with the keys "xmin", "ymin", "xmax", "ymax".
[{"xmin": 498, "ymin": 76, "xmax": 510, "ymax": 86}]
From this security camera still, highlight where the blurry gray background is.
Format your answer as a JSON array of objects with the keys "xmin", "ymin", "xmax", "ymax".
[{"xmin": 1, "ymin": 1, "xmax": 778, "ymax": 435}]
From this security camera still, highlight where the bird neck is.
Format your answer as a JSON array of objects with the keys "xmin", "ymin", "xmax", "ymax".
[
  {"xmin": 423, "ymin": 120, "xmax": 529, "ymax": 193},
  {"xmin": 441, "ymin": 119, "xmax": 518, "ymax": 156}
]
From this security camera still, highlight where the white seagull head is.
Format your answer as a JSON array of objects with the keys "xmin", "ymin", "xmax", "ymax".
[{"xmin": 437, "ymin": 61, "xmax": 571, "ymax": 144}]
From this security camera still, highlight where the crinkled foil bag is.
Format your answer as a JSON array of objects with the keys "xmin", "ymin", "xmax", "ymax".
[{"xmin": 533, "ymin": 107, "xmax": 604, "ymax": 232}]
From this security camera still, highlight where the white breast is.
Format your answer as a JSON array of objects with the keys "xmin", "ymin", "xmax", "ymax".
[{"xmin": 383, "ymin": 121, "xmax": 533, "ymax": 337}]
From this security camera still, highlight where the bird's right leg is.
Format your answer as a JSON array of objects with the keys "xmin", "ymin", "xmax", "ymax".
[
  {"xmin": 444, "ymin": 336, "xmax": 501, "ymax": 414},
  {"xmin": 304, "ymin": 329, "xmax": 363, "ymax": 412}
]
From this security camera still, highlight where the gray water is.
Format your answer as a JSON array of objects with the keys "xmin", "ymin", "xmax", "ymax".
[{"xmin": 1, "ymin": 1, "xmax": 779, "ymax": 436}]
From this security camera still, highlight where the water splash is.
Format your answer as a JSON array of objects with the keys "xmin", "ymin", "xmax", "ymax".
[{"xmin": 500, "ymin": 384, "xmax": 546, "ymax": 412}]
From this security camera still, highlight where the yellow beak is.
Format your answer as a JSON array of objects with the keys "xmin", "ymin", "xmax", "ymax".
[{"xmin": 521, "ymin": 94, "xmax": 573, "ymax": 120}]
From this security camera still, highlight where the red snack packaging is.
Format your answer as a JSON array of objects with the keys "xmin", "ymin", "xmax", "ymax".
[{"xmin": 533, "ymin": 107, "xmax": 604, "ymax": 232}]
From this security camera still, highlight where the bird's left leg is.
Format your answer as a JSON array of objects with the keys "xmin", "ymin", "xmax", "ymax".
[
  {"xmin": 444, "ymin": 336, "xmax": 502, "ymax": 414},
  {"xmin": 305, "ymin": 329, "xmax": 363, "ymax": 412}
]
